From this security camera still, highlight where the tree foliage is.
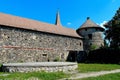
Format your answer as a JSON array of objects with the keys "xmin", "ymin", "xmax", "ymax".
[{"xmin": 104, "ymin": 8, "xmax": 120, "ymax": 48}]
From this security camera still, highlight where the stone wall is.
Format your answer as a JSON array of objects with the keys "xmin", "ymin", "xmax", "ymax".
[
  {"xmin": 0, "ymin": 25, "xmax": 83, "ymax": 63},
  {"xmin": 1, "ymin": 62, "xmax": 78, "ymax": 72}
]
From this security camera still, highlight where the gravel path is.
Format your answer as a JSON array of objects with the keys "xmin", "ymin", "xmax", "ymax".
[{"xmin": 61, "ymin": 69, "xmax": 120, "ymax": 80}]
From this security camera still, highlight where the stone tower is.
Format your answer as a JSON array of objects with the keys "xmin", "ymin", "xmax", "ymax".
[{"xmin": 77, "ymin": 17, "xmax": 104, "ymax": 52}]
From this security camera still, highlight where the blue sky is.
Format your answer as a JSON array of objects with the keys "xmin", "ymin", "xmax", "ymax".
[{"xmin": 0, "ymin": 0, "xmax": 120, "ymax": 30}]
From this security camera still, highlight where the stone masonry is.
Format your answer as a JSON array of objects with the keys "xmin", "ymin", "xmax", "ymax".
[
  {"xmin": 0, "ymin": 25, "xmax": 83, "ymax": 63},
  {"xmin": 80, "ymin": 28, "xmax": 104, "ymax": 50},
  {"xmin": 1, "ymin": 62, "xmax": 78, "ymax": 73}
]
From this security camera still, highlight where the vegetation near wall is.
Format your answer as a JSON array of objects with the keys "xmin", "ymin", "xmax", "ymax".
[{"xmin": 87, "ymin": 48, "xmax": 120, "ymax": 64}]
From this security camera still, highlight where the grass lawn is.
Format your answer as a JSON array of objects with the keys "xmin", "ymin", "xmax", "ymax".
[
  {"xmin": 79, "ymin": 72, "xmax": 120, "ymax": 80},
  {"xmin": 0, "ymin": 71, "xmax": 69, "ymax": 80},
  {"xmin": 78, "ymin": 63, "xmax": 120, "ymax": 73}
]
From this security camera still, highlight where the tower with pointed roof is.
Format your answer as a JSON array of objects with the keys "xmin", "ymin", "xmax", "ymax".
[
  {"xmin": 77, "ymin": 17, "xmax": 104, "ymax": 52},
  {"xmin": 55, "ymin": 11, "xmax": 62, "ymax": 26}
]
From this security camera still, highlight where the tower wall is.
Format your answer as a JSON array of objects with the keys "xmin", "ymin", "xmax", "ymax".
[{"xmin": 78, "ymin": 28, "xmax": 104, "ymax": 51}]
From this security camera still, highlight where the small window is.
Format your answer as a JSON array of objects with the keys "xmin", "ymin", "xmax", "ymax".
[
  {"xmin": 80, "ymin": 42, "xmax": 82, "ymax": 46},
  {"xmin": 96, "ymin": 28, "xmax": 98, "ymax": 31},
  {"xmin": 88, "ymin": 34, "xmax": 92, "ymax": 40},
  {"xmin": 90, "ymin": 43, "xmax": 92, "ymax": 45},
  {"xmin": 42, "ymin": 54, "xmax": 47, "ymax": 57}
]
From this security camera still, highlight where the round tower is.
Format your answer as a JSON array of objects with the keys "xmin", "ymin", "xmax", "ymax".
[{"xmin": 77, "ymin": 17, "xmax": 104, "ymax": 52}]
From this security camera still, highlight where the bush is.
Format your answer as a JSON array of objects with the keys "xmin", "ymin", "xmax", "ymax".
[
  {"xmin": 53, "ymin": 57, "xmax": 60, "ymax": 62},
  {"xmin": 89, "ymin": 45, "xmax": 98, "ymax": 51},
  {"xmin": 87, "ymin": 48, "xmax": 120, "ymax": 64}
]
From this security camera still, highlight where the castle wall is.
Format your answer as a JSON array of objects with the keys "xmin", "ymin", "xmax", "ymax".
[{"xmin": 0, "ymin": 25, "xmax": 83, "ymax": 63}]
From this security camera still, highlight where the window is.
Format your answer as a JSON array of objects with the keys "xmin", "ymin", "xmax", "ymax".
[
  {"xmin": 88, "ymin": 34, "xmax": 92, "ymax": 40},
  {"xmin": 42, "ymin": 54, "xmax": 47, "ymax": 57},
  {"xmin": 96, "ymin": 28, "xmax": 98, "ymax": 31},
  {"xmin": 80, "ymin": 42, "xmax": 82, "ymax": 46},
  {"xmin": 85, "ymin": 29, "xmax": 87, "ymax": 31},
  {"xmin": 90, "ymin": 43, "xmax": 92, "ymax": 45}
]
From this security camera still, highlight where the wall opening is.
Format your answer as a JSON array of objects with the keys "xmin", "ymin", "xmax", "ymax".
[
  {"xmin": 96, "ymin": 28, "xmax": 98, "ymax": 31},
  {"xmin": 80, "ymin": 42, "xmax": 81, "ymax": 46},
  {"xmin": 88, "ymin": 34, "xmax": 92, "ymax": 40},
  {"xmin": 66, "ymin": 51, "xmax": 77, "ymax": 62},
  {"xmin": 42, "ymin": 54, "xmax": 47, "ymax": 57},
  {"xmin": 85, "ymin": 29, "xmax": 87, "ymax": 31}
]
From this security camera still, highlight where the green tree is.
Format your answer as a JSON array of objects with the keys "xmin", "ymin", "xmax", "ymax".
[{"xmin": 104, "ymin": 8, "xmax": 120, "ymax": 48}]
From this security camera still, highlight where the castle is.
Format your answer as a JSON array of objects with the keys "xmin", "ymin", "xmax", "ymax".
[{"xmin": 0, "ymin": 12, "xmax": 104, "ymax": 63}]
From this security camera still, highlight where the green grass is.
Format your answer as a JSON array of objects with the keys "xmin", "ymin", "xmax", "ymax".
[
  {"xmin": 0, "ymin": 71, "xmax": 69, "ymax": 80},
  {"xmin": 0, "ymin": 63, "xmax": 120, "ymax": 80},
  {"xmin": 78, "ymin": 63, "xmax": 120, "ymax": 73},
  {"xmin": 79, "ymin": 72, "xmax": 120, "ymax": 80}
]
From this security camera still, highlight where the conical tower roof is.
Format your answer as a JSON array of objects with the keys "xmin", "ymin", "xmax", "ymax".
[
  {"xmin": 78, "ymin": 17, "xmax": 104, "ymax": 31},
  {"xmin": 55, "ymin": 11, "xmax": 62, "ymax": 26}
]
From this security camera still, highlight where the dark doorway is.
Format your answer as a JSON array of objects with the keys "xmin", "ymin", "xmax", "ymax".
[{"xmin": 67, "ymin": 51, "xmax": 77, "ymax": 62}]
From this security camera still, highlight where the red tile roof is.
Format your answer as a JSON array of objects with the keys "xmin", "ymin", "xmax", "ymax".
[{"xmin": 0, "ymin": 12, "xmax": 81, "ymax": 38}]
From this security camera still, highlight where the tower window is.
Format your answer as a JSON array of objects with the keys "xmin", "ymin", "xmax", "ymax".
[
  {"xmin": 90, "ymin": 43, "xmax": 92, "ymax": 45},
  {"xmin": 85, "ymin": 29, "xmax": 87, "ymax": 31},
  {"xmin": 96, "ymin": 28, "xmax": 98, "ymax": 31},
  {"xmin": 88, "ymin": 34, "xmax": 92, "ymax": 40},
  {"xmin": 80, "ymin": 42, "xmax": 81, "ymax": 46}
]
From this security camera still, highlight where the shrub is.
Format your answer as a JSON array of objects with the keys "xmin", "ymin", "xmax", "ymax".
[
  {"xmin": 89, "ymin": 44, "xmax": 98, "ymax": 51},
  {"xmin": 53, "ymin": 57, "xmax": 60, "ymax": 62},
  {"xmin": 87, "ymin": 48, "xmax": 120, "ymax": 64}
]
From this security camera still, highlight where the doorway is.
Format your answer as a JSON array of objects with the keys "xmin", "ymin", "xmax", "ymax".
[{"xmin": 67, "ymin": 51, "xmax": 77, "ymax": 62}]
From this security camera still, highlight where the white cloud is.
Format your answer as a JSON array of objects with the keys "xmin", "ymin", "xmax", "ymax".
[
  {"xmin": 100, "ymin": 21, "xmax": 107, "ymax": 28},
  {"xmin": 67, "ymin": 22, "xmax": 71, "ymax": 25}
]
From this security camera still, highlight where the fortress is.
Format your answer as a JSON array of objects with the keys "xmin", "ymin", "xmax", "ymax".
[{"xmin": 0, "ymin": 12, "xmax": 104, "ymax": 63}]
